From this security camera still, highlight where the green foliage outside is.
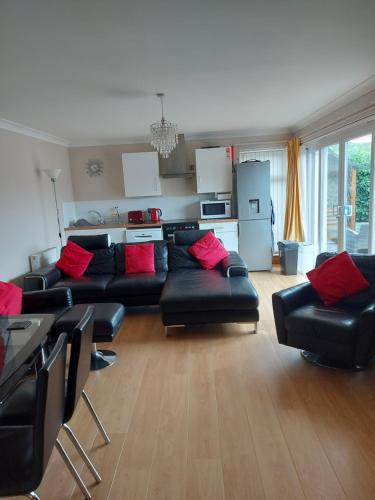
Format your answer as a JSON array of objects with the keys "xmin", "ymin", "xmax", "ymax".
[
  {"xmin": 347, "ymin": 143, "xmax": 371, "ymax": 223},
  {"xmin": 329, "ymin": 142, "xmax": 371, "ymax": 223}
]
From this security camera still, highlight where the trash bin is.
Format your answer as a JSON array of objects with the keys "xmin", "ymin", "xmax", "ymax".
[{"xmin": 277, "ymin": 240, "xmax": 299, "ymax": 275}]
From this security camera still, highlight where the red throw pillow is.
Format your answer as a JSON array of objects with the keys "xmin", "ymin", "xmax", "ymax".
[
  {"xmin": 125, "ymin": 243, "xmax": 155, "ymax": 273},
  {"xmin": 306, "ymin": 251, "xmax": 369, "ymax": 306},
  {"xmin": 0, "ymin": 281, "xmax": 22, "ymax": 315},
  {"xmin": 188, "ymin": 231, "xmax": 229, "ymax": 270},
  {"xmin": 56, "ymin": 240, "xmax": 94, "ymax": 278}
]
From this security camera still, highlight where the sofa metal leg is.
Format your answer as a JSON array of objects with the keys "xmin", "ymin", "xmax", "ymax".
[
  {"xmin": 90, "ymin": 343, "xmax": 116, "ymax": 371},
  {"xmin": 26, "ymin": 493, "xmax": 40, "ymax": 500},
  {"xmin": 249, "ymin": 322, "xmax": 258, "ymax": 335},
  {"xmin": 165, "ymin": 325, "xmax": 185, "ymax": 337}
]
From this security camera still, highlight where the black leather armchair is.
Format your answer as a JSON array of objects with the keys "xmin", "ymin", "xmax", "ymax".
[{"xmin": 272, "ymin": 253, "xmax": 375, "ymax": 369}]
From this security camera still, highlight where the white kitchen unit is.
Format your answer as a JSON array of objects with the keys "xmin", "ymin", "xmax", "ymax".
[
  {"xmin": 122, "ymin": 152, "xmax": 161, "ymax": 197},
  {"xmin": 195, "ymin": 147, "xmax": 232, "ymax": 194},
  {"xmin": 199, "ymin": 221, "xmax": 239, "ymax": 252},
  {"xmin": 125, "ymin": 227, "xmax": 163, "ymax": 243},
  {"xmin": 65, "ymin": 228, "xmax": 126, "ymax": 243}
]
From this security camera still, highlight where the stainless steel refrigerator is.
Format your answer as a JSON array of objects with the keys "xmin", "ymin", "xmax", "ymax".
[{"xmin": 235, "ymin": 160, "xmax": 273, "ymax": 271}]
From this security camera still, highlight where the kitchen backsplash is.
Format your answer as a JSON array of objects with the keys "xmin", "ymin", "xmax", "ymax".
[{"xmin": 63, "ymin": 193, "xmax": 214, "ymax": 226}]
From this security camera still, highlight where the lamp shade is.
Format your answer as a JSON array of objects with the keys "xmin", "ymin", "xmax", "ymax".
[{"xmin": 43, "ymin": 168, "xmax": 62, "ymax": 181}]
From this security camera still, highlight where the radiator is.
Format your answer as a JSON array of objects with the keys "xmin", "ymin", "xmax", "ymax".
[{"xmin": 29, "ymin": 247, "xmax": 58, "ymax": 271}]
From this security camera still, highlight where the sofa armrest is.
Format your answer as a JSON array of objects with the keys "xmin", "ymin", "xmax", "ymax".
[
  {"xmin": 23, "ymin": 265, "xmax": 62, "ymax": 291},
  {"xmin": 272, "ymin": 282, "xmax": 318, "ymax": 344},
  {"xmin": 220, "ymin": 252, "xmax": 248, "ymax": 277},
  {"xmin": 355, "ymin": 301, "xmax": 375, "ymax": 367},
  {"xmin": 22, "ymin": 287, "xmax": 73, "ymax": 313}
]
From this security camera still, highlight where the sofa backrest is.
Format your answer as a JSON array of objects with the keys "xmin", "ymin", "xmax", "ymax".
[
  {"xmin": 168, "ymin": 229, "xmax": 212, "ymax": 270},
  {"xmin": 115, "ymin": 240, "xmax": 169, "ymax": 274},
  {"xmin": 316, "ymin": 252, "xmax": 375, "ymax": 307},
  {"xmin": 66, "ymin": 234, "xmax": 116, "ymax": 275}
]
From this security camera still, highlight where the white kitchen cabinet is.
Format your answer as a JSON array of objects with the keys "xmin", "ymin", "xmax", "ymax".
[
  {"xmin": 125, "ymin": 227, "xmax": 163, "ymax": 243},
  {"xmin": 65, "ymin": 228, "xmax": 126, "ymax": 243},
  {"xmin": 195, "ymin": 147, "xmax": 232, "ymax": 194},
  {"xmin": 122, "ymin": 152, "xmax": 161, "ymax": 197},
  {"xmin": 199, "ymin": 221, "xmax": 239, "ymax": 252}
]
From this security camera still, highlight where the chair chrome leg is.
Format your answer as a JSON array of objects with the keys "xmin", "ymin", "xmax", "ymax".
[
  {"xmin": 63, "ymin": 424, "xmax": 102, "ymax": 483},
  {"xmin": 82, "ymin": 390, "xmax": 110, "ymax": 444},
  {"xmin": 55, "ymin": 439, "xmax": 92, "ymax": 500},
  {"xmin": 26, "ymin": 493, "xmax": 40, "ymax": 500},
  {"xmin": 253, "ymin": 322, "xmax": 258, "ymax": 334}
]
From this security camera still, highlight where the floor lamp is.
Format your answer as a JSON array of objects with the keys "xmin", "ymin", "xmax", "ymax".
[{"xmin": 43, "ymin": 168, "xmax": 63, "ymax": 248}]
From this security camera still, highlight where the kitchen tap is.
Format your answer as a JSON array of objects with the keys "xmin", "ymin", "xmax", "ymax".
[{"xmin": 88, "ymin": 210, "xmax": 105, "ymax": 225}]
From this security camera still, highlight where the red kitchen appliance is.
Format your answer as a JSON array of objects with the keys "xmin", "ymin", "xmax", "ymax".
[
  {"xmin": 150, "ymin": 208, "xmax": 162, "ymax": 223},
  {"xmin": 128, "ymin": 210, "xmax": 144, "ymax": 224}
]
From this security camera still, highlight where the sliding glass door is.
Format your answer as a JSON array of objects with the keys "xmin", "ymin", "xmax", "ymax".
[
  {"xmin": 344, "ymin": 134, "xmax": 372, "ymax": 253},
  {"xmin": 305, "ymin": 126, "xmax": 374, "ymax": 255}
]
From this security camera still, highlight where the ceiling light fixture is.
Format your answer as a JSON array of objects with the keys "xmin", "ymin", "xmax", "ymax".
[{"xmin": 150, "ymin": 93, "xmax": 178, "ymax": 159}]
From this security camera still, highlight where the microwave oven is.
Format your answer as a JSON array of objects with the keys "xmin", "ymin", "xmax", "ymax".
[{"xmin": 200, "ymin": 200, "xmax": 231, "ymax": 219}]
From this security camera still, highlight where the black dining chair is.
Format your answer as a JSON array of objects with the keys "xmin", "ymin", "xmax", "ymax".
[
  {"xmin": 60, "ymin": 305, "xmax": 110, "ymax": 485},
  {"xmin": 65, "ymin": 304, "xmax": 110, "ymax": 445},
  {"xmin": 0, "ymin": 333, "xmax": 92, "ymax": 500}
]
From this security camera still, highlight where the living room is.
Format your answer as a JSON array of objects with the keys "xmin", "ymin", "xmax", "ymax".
[{"xmin": 1, "ymin": 1, "xmax": 375, "ymax": 499}]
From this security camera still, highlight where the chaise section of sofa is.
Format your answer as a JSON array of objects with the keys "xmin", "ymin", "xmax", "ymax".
[{"xmin": 160, "ymin": 230, "xmax": 259, "ymax": 329}]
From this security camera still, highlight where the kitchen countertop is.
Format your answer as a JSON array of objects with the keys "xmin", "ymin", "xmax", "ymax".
[
  {"xmin": 65, "ymin": 218, "xmax": 239, "ymax": 231},
  {"xmin": 65, "ymin": 222, "xmax": 163, "ymax": 230},
  {"xmin": 198, "ymin": 218, "xmax": 239, "ymax": 224}
]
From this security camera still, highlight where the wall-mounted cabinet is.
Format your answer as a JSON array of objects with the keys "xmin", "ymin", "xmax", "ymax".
[
  {"xmin": 195, "ymin": 147, "xmax": 232, "ymax": 194},
  {"xmin": 122, "ymin": 152, "xmax": 161, "ymax": 197}
]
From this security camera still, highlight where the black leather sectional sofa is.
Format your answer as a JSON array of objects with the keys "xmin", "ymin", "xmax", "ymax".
[{"xmin": 24, "ymin": 231, "xmax": 259, "ymax": 330}]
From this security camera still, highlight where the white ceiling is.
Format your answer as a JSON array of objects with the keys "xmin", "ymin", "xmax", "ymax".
[{"xmin": 1, "ymin": 0, "xmax": 375, "ymax": 146}]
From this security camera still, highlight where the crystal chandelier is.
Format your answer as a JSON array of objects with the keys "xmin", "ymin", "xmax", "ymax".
[{"xmin": 150, "ymin": 93, "xmax": 178, "ymax": 158}]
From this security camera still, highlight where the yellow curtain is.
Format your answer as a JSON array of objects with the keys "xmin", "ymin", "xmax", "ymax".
[{"xmin": 283, "ymin": 137, "xmax": 305, "ymax": 241}]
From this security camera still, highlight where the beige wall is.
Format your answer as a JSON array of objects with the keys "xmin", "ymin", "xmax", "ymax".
[
  {"xmin": 69, "ymin": 135, "xmax": 289, "ymax": 201},
  {"xmin": 0, "ymin": 128, "xmax": 73, "ymax": 283}
]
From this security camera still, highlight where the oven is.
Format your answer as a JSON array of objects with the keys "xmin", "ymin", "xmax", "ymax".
[{"xmin": 162, "ymin": 220, "xmax": 199, "ymax": 240}]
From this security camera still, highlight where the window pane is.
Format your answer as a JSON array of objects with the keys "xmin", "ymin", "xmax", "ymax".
[{"xmin": 345, "ymin": 134, "xmax": 372, "ymax": 254}]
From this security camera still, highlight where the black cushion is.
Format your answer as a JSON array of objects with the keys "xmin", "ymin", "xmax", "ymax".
[
  {"xmin": 53, "ymin": 303, "xmax": 125, "ymax": 342},
  {"xmin": 168, "ymin": 242, "xmax": 202, "ymax": 270},
  {"xmin": 115, "ymin": 240, "xmax": 169, "ymax": 274},
  {"xmin": 160, "ymin": 269, "xmax": 259, "ymax": 313},
  {"xmin": 85, "ymin": 244, "xmax": 116, "ymax": 275},
  {"xmin": 285, "ymin": 304, "xmax": 360, "ymax": 345},
  {"xmin": 68, "ymin": 234, "xmax": 111, "ymax": 250},
  {"xmin": 173, "ymin": 229, "xmax": 211, "ymax": 246},
  {"xmin": 51, "ymin": 275, "xmax": 113, "ymax": 301},
  {"xmin": 107, "ymin": 272, "xmax": 167, "ymax": 297}
]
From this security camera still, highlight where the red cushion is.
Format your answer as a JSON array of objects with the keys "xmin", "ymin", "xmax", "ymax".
[
  {"xmin": 125, "ymin": 243, "xmax": 155, "ymax": 273},
  {"xmin": 188, "ymin": 231, "xmax": 229, "ymax": 270},
  {"xmin": 306, "ymin": 251, "xmax": 369, "ymax": 306},
  {"xmin": 56, "ymin": 240, "xmax": 94, "ymax": 278},
  {"xmin": 0, "ymin": 281, "xmax": 23, "ymax": 315}
]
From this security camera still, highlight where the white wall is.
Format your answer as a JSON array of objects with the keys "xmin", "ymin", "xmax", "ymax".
[{"xmin": 0, "ymin": 128, "xmax": 73, "ymax": 283}]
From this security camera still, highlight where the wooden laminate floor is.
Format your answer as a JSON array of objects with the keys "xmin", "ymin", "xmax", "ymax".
[{"xmin": 8, "ymin": 269, "xmax": 375, "ymax": 500}]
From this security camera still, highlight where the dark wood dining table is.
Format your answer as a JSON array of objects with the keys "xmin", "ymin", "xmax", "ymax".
[{"xmin": 0, "ymin": 314, "xmax": 55, "ymax": 402}]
